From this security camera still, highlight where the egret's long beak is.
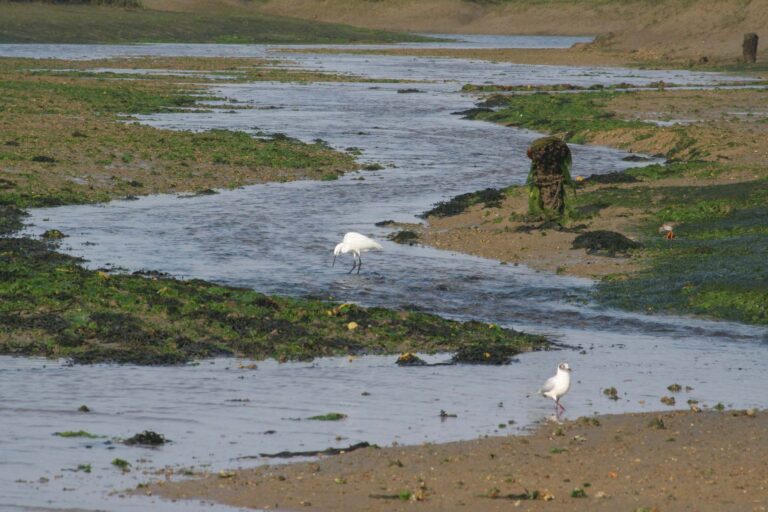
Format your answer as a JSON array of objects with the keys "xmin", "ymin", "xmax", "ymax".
[{"xmin": 332, "ymin": 253, "xmax": 336, "ymax": 267}]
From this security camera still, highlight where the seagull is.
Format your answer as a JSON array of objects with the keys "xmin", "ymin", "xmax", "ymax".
[
  {"xmin": 332, "ymin": 232, "xmax": 383, "ymax": 274},
  {"xmin": 539, "ymin": 362, "xmax": 572, "ymax": 414}
]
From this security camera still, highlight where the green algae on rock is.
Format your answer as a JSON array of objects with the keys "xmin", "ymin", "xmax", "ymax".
[{"xmin": 525, "ymin": 137, "xmax": 575, "ymax": 220}]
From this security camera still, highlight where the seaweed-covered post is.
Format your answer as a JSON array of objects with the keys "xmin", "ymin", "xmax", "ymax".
[
  {"xmin": 743, "ymin": 33, "xmax": 759, "ymax": 63},
  {"xmin": 525, "ymin": 136, "xmax": 574, "ymax": 220}
]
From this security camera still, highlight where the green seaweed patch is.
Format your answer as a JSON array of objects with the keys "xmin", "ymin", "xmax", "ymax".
[
  {"xmin": 41, "ymin": 229, "xmax": 66, "ymax": 240},
  {"xmin": 596, "ymin": 179, "xmax": 768, "ymax": 325},
  {"xmin": 422, "ymin": 188, "xmax": 505, "ymax": 218},
  {"xmin": 450, "ymin": 328, "xmax": 548, "ymax": 365},
  {"xmin": 111, "ymin": 458, "xmax": 131, "ymax": 470},
  {"xmin": 471, "ymin": 91, "xmax": 649, "ymax": 142},
  {"xmin": 54, "ymin": 430, "xmax": 104, "ymax": 439},
  {"xmin": 307, "ymin": 412, "xmax": 347, "ymax": 421},
  {"xmin": 0, "ymin": 205, "xmax": 26, "ymax": 236},
  {"xmin": 570, "ymin": 487, "xmax": 588, "ymax": 498},
  {"xmin": 627, "ymin": 161, "xmax": 721, "ymax": 181}
]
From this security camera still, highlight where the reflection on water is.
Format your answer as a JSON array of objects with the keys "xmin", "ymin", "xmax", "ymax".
[{"xmin": 1, "ymin": 38, "xmax": 766, "ymax": 510}]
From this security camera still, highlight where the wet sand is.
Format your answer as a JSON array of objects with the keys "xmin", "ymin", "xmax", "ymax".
[
  {"xmin": 415, "ymin": 189, "xmax": 645, "ymax": 279},
  {"xmin": 150, "ymin": 409, "xmax": 767, "ymax": 511}
]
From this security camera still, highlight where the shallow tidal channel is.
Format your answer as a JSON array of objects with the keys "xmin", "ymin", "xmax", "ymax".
[{"xmin": 2, "ymin": 37, "xmax": 767, "ymax": 511}]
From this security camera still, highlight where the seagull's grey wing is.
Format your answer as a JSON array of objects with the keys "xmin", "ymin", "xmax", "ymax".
[{"xmin": 539, "ymin": 375, "xmax": 556, "ymax": 394}]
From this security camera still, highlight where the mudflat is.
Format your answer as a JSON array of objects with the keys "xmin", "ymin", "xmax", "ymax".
[{"xmin": 150, "ymin": 409, "xmax": 767, "ymax": 511}]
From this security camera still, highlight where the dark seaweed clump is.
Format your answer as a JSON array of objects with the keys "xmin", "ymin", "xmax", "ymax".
[
  {"xmin": 450, "ymin": 327, "xmax": 548, "ymax": 365},
  {"xmin": 572, "ymin": 230, "xmax": 642, "ymax": 256},
  {"xmin": 387, "ymin": 230, "xmax": 420, "ymax": 245},
  {"xmin": 396, "ymin": 352, "xmax": 427, "ymax": 366},
  {"xmin": 583, "ymin": 172, "xmax": 639, "ymax": 184},
  {"xmin": 422, "ymin": 188, "xmax": 505, "ymax": 218},
  {"xmin": 123, "ymin": 430, "xmax": 167, "ymax": 446},
  {"xmin": 0, "ymin": 205, "xmax": 26, "ymax": 236},
  {"xmin": 451, "ymin": 107, "xmax": 494, "ymax": 119}
]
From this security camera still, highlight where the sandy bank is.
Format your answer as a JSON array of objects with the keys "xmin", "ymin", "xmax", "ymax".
[
  {"xmin": 149, "ymin": 409, "xmax": 767, "ymax": 511},
  {"xmin": 250, "ymin": 0, "xmax": 768, "ymax": 65}
]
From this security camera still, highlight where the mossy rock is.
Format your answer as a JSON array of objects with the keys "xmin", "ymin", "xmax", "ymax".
[
  {"xmin": 526, "ymin": 136, "xmax": 571, "ymax": 169},
  {"xmin": 572, "ymin": 230, "xmax": 641, "ymax": 256},
  {"xmin": 387, "ymin": 230, "xmax": 420, "ymax": 245},
  {"xmin": 41, "ymin": 229, "xmax": 67, "ymax": 240},
  {"xmin": 123, "ymin": 430, "xmax": 167, "ymax": 446},
  {"xmin": 396, "ymin": 352, "xmax": 427, "ymax": 366}
]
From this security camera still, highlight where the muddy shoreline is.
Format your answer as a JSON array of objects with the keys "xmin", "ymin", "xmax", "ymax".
[{"xmin": 150, "ymin": 409, "xmax": 767, "ymax": 511}]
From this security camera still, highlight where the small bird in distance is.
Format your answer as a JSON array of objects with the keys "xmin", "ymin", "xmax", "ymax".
[{"xmin": 658, "ymin": 222, "xmax": 677, "ymax": 240}]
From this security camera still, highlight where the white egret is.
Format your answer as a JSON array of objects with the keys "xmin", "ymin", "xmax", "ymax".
[
  {"xmin": 539, "ymin": 362, "xmax": 572, "ymax": 414},
  {"xmin": 332, "ymin": 232, "xmax": 383, "ymax": 274}
]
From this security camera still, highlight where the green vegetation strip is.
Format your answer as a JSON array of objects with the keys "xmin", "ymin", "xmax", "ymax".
[
  {"xmin": 0, "ymin": 235, "xmax": 546, "ymax": 364},
  {"xmin": 0, "ymin": 58, "xmax": 357, "ymax": 207},
  {"xmin": 307, "ymin": 413, "xmax": 347, "ymax": 421},
  {"xmin": 0, "ymin": 3, "xmax": 432, "ymax": 44},
  {"xmin": 467, "ymin": 91, "xmax": 650, "ymax": 145},
  {"xmin": 593, "ymin": 177, "xmax": 768, "ymax": 325},
  {"xmin": 53, "ymin": 430, "xmax": 104, "ymax": 438}
]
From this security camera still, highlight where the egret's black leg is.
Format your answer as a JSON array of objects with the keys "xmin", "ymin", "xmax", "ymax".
[
  {"xmin": 348, "ymin": 254, "xmax": 357, "ymax": 274},
  {"xmin": 357, "ymin": 254, "xmax": 362, "ymax": 274}
]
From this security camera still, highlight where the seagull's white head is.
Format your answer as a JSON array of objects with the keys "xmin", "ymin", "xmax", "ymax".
[{"xmin": 558, "ymin": 362, "xmax": 572, "ymax": 373}]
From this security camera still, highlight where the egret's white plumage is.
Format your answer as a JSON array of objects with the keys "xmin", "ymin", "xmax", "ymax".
[
  {"xmin": 332, "ymin": 232, "xmax": 383, "ymax": 274},
  {"xmin": 540, "ymin": 362, "xmax": 572, "ymax": 413}
]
